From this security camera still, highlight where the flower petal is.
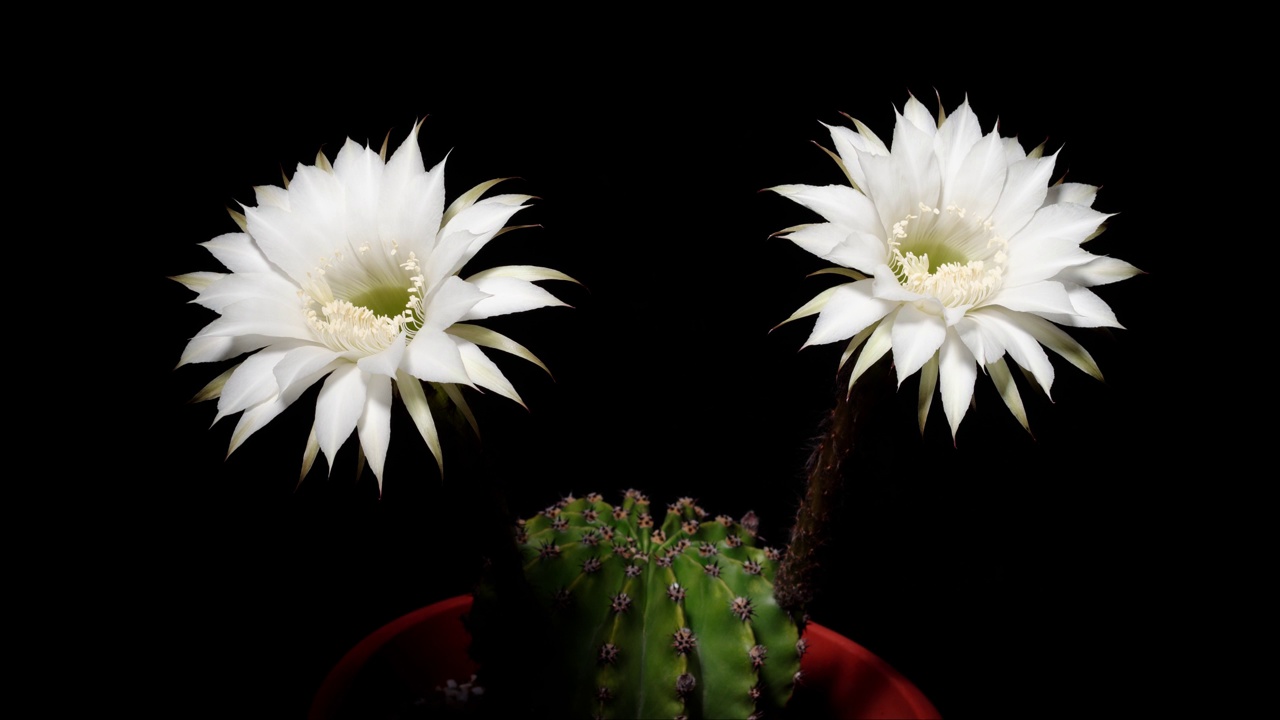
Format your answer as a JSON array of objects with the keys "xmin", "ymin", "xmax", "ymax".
[
  {"xmin": 987, "ymin": 357, "xmax": 1030, "ymax": 433},
  {"xmin": 804, "ymin": 280, "xmax": 896, "ymax": 347},
  {"xmin": 403, "ymin": 327, "xmax": 473, "ymax": 385},
  {"xmin": 917, "ymin": 353, "xmax": 939, "ymax": 434},
  {"xmin": 850, "ymin": 311, "xmax": 897, "ymax": 388},
  {"xmin": 1054, "ymin": 256, "xmax": 1142, "ymax": 287},
  {"xmin": 357, "ymin": 373, "xmax": 393, "ymax": 488},
  {"xmin": 890, "ymin": 302, "xmax": 947, "ymax": 386},
  {"xmin": 455, "ymin": 338, "xmax": 525, "ymax": 407},
  {"xmin": 215, "ymin": 343, "xmax": 303, "ymax": 422},
  {"xmin": 396, "ymin": 370, "xmax": 443, "ymax": 474},
  {"xmin": 970, "ymin": 308, "xmax": 1055, "ymax": 397},
  {"xmin": 202, "ymin": 232, "xmax": 274, "ymax": 274},
  {"xmin": 938, "ymin": 328, "xmax": 977, "ymax": 439},
  {"xmin": 768, "ymin": 185, "xmax": 882, "ymax": 237},
  {"xmin": 462, "ymin": 276, "xmax": 569, "ymax": 321},
  {"xmin": 448, "ymin": 324, "xmax": 552, "ymax": 377},
  {"xmin": 314, "ymin": 363, "xmax": 368, "ymax": 471}
]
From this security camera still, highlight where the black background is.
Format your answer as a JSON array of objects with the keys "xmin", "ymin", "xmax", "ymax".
[{"xmin": 87, "ymin": 37, "xmax": 1207, "ymax": 718}]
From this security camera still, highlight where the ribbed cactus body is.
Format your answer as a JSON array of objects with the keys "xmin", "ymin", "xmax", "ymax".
[{"xmin": 471, "ymin": 492, "xmax": 801, "ymax": 719}]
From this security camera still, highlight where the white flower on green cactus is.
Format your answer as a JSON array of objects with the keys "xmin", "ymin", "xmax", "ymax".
[
  {"xmin": 772, "ymin": 96, "xmax": 1138, "ymax": 436},
  {"xmin": 174, "ymin": 123, "xmax": 574, "ymax": 486}
]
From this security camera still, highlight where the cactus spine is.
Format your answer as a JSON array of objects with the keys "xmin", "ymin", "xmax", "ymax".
[{"xmin": 470, "ymin": 491, "xmax": 802, "ymax": 719}]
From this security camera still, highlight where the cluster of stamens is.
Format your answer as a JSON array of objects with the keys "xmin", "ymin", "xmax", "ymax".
[
  {"xmin": 301, "ymin": 247, "xmax": 429, "ymax": 354},
  {"xmin": 888, "ymin": 202, "xmax": 1008, "ymax": 308}
]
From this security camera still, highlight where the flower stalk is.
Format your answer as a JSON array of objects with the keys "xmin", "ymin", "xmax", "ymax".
[{"xmin": 776, "ymin": 356, "xmax": 891, "ymax": 615}]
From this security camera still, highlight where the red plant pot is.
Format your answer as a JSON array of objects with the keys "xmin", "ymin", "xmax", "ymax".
[{"xmin": 312, "ymin": 595, "xmax": 939, "ymax": 719}]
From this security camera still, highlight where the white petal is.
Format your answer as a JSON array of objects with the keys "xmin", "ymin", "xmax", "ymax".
[
  {"xmin": 781, "ymin": 224, "xmax": 885, "ymax": 274},
  {"xmin": 274, "ymin": 345, "xmax": 342, "ymax": 396},
  {"xmin": 934, "ymin": 99, "xmax": 983, "ymax": 191},
  {"xmin": 447, "ymin": 324, "xmax": 552, "ymax": 376},
  {"xmin": 900, "ymin": 96, "xmax": 937, "ymax": 135},
  {"xmin": 421, "ymin": 229, "xmax": 484, "ymax": 295},
  {"xmin": 826, "ymin": 123, "xmax": 877, "ymax": 190},
  {"xmin": 227, "ymin": 394, "xmax": 289, "ymax": 457},
  {"xmin": 970, "ymin": 308, "xmax": 1055, "ymax": 396},
  {"xmin": 356, "ymin": 332, "xmax": 407, "ymax": 376},
  {"xmin": 943, "ymin": 132, "xmax": 1006, "ymax": 219},
  {"xmin": 191, "ymin": 272, "xmax": 298, "ymax": 313},
  {"xmin": 253, "ymin": 185, "xmax": 290, "ymax": 210},
  {"xmin": 871, "ymin": 264, "xmax": 928, "ymax": 303},
  {"xmin": 889, "ymin": 108, "xmax": 941, "ymax": 207},
  {"xmin": 357, "ymin": 373, "xmax": 393, "ymax": 487},
  {"xmin": 437, "ymin": 197, "xmax": 529, "ymax": 269},
  {"xmin": 850, "ymin": 311, "xmax": 896, "ymax": 387},
  {"xmin": 194, "ymin": 298, "xmax": 314, "ymax": 343},
  {"xmin": 332, "ymin": 139, "xmax": 385, "ymax": 252},
  {"xmin": 455, "ymin": 338, "xmax": 524, "ymax": 407},
  {"xmin": 215, "ymin": 342, "xmax": 303, "ymax": 422},
  {"xmin": 314, "ymin": 363, "xmax": 368, "ymax": 470},
  {"xmin": 382, "ymin": 135, "xmax": 445, "ymax": 259},
  {"xmin": 954, "ymin": 315, "xmax": 1001, "ymax": 367},
  {"xmin": 202, "ymin": 232, "xmax": 274, "ymax": 274},
  {"xmin": 1003, "ymin": 203, "xmax": 1112, "ymax": 287},
  {"xmin": 1000, "ymin": 311, "xmax": 1103, "ymax": 380},
  {"xmin": 938, "ymin": 328, "xmax": 977, "ymax": 439},
  {"xmin": 1043, "ymin": 182, "xmax": 1098, "ymax": 208},
  {"xmin": 423, "ymin": 276, "xmax": 490, "ymax": 330},
  {"xmin": 804, "ymin": 280, "xmax": 896, "ymax": 346},
  {"xmin": 890, "ymin": 302, "xmax": 947, "ymax": 386},
  {"xmin": 768, "ymin": 185, "xmax": 882, "ymax": 236},
  {"xmin": 987, "ymin": 357, "xmax": 1030, "ymax": 432},
  {"xmin": 171, "ymin": 271, "xmax": 224, "ymax": 293},
  {"xmin": 917, "ymin": 353, "xmax": 939, "ymax": 434},
  {"xmin": 989, "ymin": 154, "xmax": 1056, "ymax": 238},
  {"xmin": 1054, "ymin": 256, "xmax": 1142, "ymax": 287},
  {"xmin": 396, "ymin": 370, "xmax": 443, "ymax": 474},
  {"xmin": 988, "ymin": 280, "xmax": 1078, "ymax": 317},
  {"xmin": 403, "ymin": 327, "xmax": 472, "ymax": 385},
  {"xmin": 775, "ymin": 285, "xmax": 841, "ymax": 331},
  {"xmin": 466, "ymin": 265, "xmax": 580, "ymax": 285},
  {"xmin": 178, "ymin": 334, "xmax": 271, "ymax": 366},
  {"xmin": 1053, "ymin": 285, "xmax": 1123, "ymax": 328},
  {"xmin": 462, "ymin": 277, "xmax": 568, "ymax": 321}
]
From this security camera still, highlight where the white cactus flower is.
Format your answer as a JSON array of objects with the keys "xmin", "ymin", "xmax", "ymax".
[
  {"xmin": 773, "ymin": 95, "xmax": 1138, "ymax": 436},
  {"xmin": 175, "ymin": 122, "xmax": 574, "ymax": 487}
]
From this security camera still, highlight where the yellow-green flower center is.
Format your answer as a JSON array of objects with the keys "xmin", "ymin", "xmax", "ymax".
[
  {"xmin": 300, "ymin": 246, "xmax": 426, "ymax": 355},
  {"xmin": 889, "ymin": 202, "xmax": 1007, "ymax": 308}
]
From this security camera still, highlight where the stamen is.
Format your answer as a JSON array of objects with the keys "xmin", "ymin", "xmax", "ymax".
[
  {"xmin": 300, "ymin": 245, "xmax": 427, "ymax": 354},
  {"xmin": 887, "ymin": 203, "xmax": 1006, "ymax": 308}
]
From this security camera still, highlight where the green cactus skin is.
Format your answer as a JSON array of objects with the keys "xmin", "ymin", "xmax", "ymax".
[{"xmin": 470, "ymin": 492, "xmax": 802, "ymax": 719}]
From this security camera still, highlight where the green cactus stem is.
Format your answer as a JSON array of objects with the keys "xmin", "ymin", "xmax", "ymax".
[{"xmin": 469, "ymin": 493, "xmax": 803, "ymax": 719}]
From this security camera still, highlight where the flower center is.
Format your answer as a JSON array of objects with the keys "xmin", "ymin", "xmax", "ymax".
[
  {"xmin": 299, "ymin": 244, "xmax": 427, "ymax": 355},
  {"xmin": 888, "ymin": 202, "xmax": 1007, "ymax": 308}
]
